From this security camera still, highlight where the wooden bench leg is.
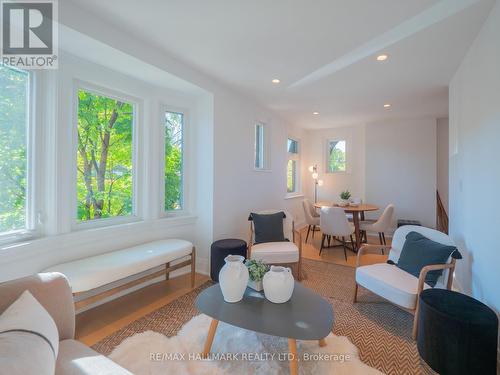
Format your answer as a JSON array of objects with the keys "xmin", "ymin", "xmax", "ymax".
[
  {"xmin": 165, "ymin": 262, "xmax": 170, "ymax": 280},
  {"xmin": 191, "ymin": 247, "xmax": 196, "ymax": 289}
]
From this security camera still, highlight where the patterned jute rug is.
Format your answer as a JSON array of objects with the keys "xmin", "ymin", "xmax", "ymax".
[{"xmin": 92, "ymin": 259, "xmax": 425, "ymax": 375}]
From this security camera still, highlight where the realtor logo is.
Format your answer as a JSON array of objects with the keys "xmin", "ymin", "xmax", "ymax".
[{"xmin": 1, "ymin": 0, "xmax": 58, "ymax": 69}]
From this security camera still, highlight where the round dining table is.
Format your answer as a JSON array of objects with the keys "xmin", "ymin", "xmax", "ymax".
[{"xmin": 313, "ymin": 202, "xmax": 379, "ymax": 251}]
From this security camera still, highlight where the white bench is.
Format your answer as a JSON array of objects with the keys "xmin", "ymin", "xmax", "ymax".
[{"xmin": 43, "ymin": 239, "xmax": 195, "ymax": 309}]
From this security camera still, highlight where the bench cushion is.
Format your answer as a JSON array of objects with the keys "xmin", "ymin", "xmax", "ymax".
[{"xmin": 43, "ymin": 239, "xmax": 193, "ymax": 293}]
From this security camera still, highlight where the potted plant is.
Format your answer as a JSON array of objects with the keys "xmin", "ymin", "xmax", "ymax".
[
  {"xmin": 245, "ymin": 259, "xmax": 269, "ymax": 291},
  {"xmin": 339, "ymin": 190, "xmax": 352, "ymax": 206}
]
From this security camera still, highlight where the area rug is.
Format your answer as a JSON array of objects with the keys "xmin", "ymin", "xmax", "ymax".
[
  {"xmin": 93, "ymin": 259, "xmax": 426, "ymax": 374},
  {"xmin": 109, "ymin": 313, "xmax": 383, "ymax": 374}
]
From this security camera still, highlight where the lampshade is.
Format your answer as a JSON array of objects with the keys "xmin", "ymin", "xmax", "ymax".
[
  {"xmin": 318, "ymin": 179, "xmax": 324, "ymax": 186},
  {"xmin": 308, "ymin": 165, "xmax": 314, "ymax": 172},
  {"xmin": 312, "ymin": 172, "xmax": 318, "ymax": 179}
]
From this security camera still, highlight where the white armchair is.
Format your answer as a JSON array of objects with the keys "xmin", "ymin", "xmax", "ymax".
[
  {"xmin": 248, "ymin": 210, "xmax": 302, "ymax": 280},
  {"xmin": 354, "ymin": 225, "xmax": 459, "ymax": 339}
]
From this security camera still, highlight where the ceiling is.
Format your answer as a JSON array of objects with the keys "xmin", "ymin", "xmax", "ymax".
[{"xmin": 69, "ymin": 0, "xmax": 495, "ymax": 128}]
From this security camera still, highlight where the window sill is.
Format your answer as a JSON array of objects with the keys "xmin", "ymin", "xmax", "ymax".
[{"xmin": 284, "ymin": 193, "xmax": 304, "ymax": 200}]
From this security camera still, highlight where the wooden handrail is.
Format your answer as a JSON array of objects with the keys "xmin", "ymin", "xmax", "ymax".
[{"xmin": 436, "ymin": 190, "xmax": 449, "ymax": 234}]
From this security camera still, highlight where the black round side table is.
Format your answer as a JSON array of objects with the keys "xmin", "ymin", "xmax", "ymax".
[
  {"xmin": 417, "ymin": 289, "xmax": 498, "ymax": 375},
  {"xmin": 210, "ymin": 239, "xmax": 247, "ymax": 282}
]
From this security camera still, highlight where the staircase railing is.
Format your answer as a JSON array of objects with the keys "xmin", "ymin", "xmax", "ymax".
[{"xmin": 436, "ymin": 190, "xmax": 449, "ymax": 234}]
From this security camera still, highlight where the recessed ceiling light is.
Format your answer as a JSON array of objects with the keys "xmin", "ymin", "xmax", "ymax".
[
  {"xmin": 271, "ymin": 78, "xmax": 281, "ymax": 84},
  {"xmin": 383, "ymin": 104, "xmax": 391, "ymax": 109},
  {"xmin": 376, "ymin": 54, "xmax": 389, "ymax": 61},
  {"xmin": 313, "ymin": 111, "xmax": 319, "ymax": 115}
]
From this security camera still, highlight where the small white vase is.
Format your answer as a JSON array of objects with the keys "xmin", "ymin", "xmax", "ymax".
[
  {"xmin": 218, "ymin": 255, "xmax": 249, "ymax": 303},
  {"xmin": 263, "ymin": 266, "xmax": 295, "ymax": 303}
]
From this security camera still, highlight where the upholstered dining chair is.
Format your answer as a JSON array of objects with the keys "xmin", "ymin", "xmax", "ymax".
[
  {"xmin": 248, "ymin": 210, "xmax": 302, "ymax": 280},
  {"xmin": 302, "ymin": 200, "xmax": 320, "ymax": 243},
  {"xmin": 359, "ymin": 204, "xmax": 395, "ymax": 250},
  {"xmin": 319, "ymin": 207, "xmax": 355, "ymax": 261},
  {"xmin": 354, "ymin": 225, "xmax": 461, "ymax": 339}
]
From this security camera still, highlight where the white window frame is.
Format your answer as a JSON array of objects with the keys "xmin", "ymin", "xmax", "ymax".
[
  {"xmin": 0, "ymin": 68, "xmax": 39, "ymax": 245},
  {"xmin": 160, "ymin": 105, "xmax": 188, "ymax": 218},
  {"xmin": 326, "ymin": 138, "xmax": 348, "ymax": 174},
  {"xmin": 254, "ymin": 122, "xmax": 270, "ymax": 171},
  {"xmin": 71, "ymin": 81, "xmax": 142, "ymax": 230},
  {"xmin": 286, "ymin": 137, "xmax": 301, "ymax": 197}
]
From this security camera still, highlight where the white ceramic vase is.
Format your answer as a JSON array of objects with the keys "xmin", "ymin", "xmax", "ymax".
[
  {"xmin": 218, "ymin": 255, "xmax": 249, "ymax": 303},
  {"xmin": 263, "ymin": 266, "xmax": 295, "ymax": 303}
]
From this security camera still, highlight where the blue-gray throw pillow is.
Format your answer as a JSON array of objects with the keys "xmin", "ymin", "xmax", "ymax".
[
  {"xmin": 397, "ymin": 231, "xmax": 461, "ymax": 287},
  {"xmin": 250, "ymin": 212, "xmax": 286, "ymax": 244}
]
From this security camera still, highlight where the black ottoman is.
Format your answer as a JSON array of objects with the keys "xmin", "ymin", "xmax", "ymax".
[
  {"xmin": 417, "ymin": 289, "xmax": 498, "ymax": 375},
  {"xmin": 210, "ymin": 239, "xmax": 247, "ymax": 282}
]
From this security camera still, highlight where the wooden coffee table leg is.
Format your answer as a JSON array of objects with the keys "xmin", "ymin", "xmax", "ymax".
[
  {"xmin": 288, "ymin": 338, "xmax": 298, "ymax": 375},
  {"xmin": 202, "ymin": 319, "xmax": 219, "ymax": 358},
  {"xmin": 318, "ymin": 338, "xmax": 327, "ymax": 347}
]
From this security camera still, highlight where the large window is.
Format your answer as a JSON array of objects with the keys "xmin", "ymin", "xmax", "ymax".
[
  {"xmin": 287, "ymin": 138, "xmax": 299, "ymax": 194},
  {"xmin": 254, "ymin": 122, "xmax": 269, "ymax": 170},
  {"xmin": 76, "ymin": 89, "xmax": 134, "ymax": 221},
  {"xmin": 0, "ymin": 66, "xmax": 30, "ymax": 235},
  {"xmin": 327, "ymin": 139, "xmax": 347, "ymax": 173},
  {"xmin": 164, "ymin": 111, "xmax": 184, "ymax": 211}
]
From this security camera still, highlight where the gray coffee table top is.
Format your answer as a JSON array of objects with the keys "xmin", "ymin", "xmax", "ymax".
[{"xmin": 196, "ymin": 282, "xmax": 334, "ymax": 340}]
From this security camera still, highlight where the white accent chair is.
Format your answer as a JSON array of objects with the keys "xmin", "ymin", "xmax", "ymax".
[
  {"xmin": 359, "ymin": 204, "xmax": 395, "ymax": 250},
  {"xmin": 354, "ymin": 225, "xmax": 458, "ymax": 339},
  {"xmin": 302, "ymin": 200, "xmax": 320, "ymax": 243},
  {"xmin": 319, "ymin": 207, "xmax": 355, "ymax": 261},
  {"xmin": 248, "ymin": 210, "xmax": 302, "ymax": 280}
]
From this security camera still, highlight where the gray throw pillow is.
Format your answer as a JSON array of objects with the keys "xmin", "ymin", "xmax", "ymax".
[
  {"xmin": 397, "ymin": 231, "xmax": 461, "ymax": 287},
  {"xmin": 250, "ymin": 212, "xmax": 286, "ymax": 244}
]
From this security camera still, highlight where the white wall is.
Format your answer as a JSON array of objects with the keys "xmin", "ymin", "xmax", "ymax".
[
  {"xmin": 303, "ymin": 125, "xmax": 366, "ymax": 204},
  {"xmin": 449, "ymin": 0, "xmax": 500, "ymax": 313},
  {"xmin": 436, "ymin": 118, "xmax": 449, "ymax": 212},
  {"xmin": 365, "ymin": 119, "xmax": 437, "ymax": 228}
]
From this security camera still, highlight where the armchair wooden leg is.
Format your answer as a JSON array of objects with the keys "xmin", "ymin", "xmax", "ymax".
[
  {"xmin": 306, "ymin": 225, "xmax": 311, "ymax": 243},
  {"xmin": 353, "ymin": 283, "xmax": 358, "ymax": 303},
  {"xmin": 412, "ymin": 313, "xmax": 418, "ymax": 340},
  {"xmin": 312, "ymin": 225, "xmax": 316, "ymax": 239},
  {"xmin": 191, "ymin": 247, "xmax": 196, "ymax": 289}
]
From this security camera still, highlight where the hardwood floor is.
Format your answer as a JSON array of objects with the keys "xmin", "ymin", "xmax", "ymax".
[
  {"xmin": 300, "ymin": 227, "xmax": 389, "ymax": 267},
  {"xmin": 76, "ymin": 272, "xmax": 209, "ymax": 346},
  {"xmin": 76, "ymin": 230, "xmax": 389, "ymax": 347}
]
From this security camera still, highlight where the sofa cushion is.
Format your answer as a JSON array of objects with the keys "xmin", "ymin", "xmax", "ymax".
[
  {"xmin": 57, "ymin": 339, "xmax": 132, "ymax": 375},
  {"xmin": 397, "ymin": 231, "xmax": 459, "ymax": 287},
  {"xmin": 356, "ymin": 263, "xmax": 431, "ymax": 309},
  {"xmin": 0, "ymin": 291, "xmax": 60, "ymax": 375},
  {"xmin": 250, "ymin": 241, "xmax": 299, "ymax": 264}
]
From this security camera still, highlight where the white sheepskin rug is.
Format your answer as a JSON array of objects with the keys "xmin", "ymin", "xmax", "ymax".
[{"xmin": 109, "ymin": 314, "xmax": 384, "ymax": 375}]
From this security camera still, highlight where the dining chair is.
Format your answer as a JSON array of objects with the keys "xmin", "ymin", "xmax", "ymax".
[
  {"xmin": 302, "ymin": 200, "xmax": 320, "ymax": 243},
  {"xmin": 319, "ymin": 207, "xmax": 355, "ymax": 261},
  {"xmin": 248, "ymin": 209, "xmax": 302, "ymax": 280},
  {"xmin": 359, "ymin": 204, "xmax": 395, "ymax": 252}
]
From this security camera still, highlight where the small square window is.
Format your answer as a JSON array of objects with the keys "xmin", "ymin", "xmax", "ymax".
[{"xmin": 287, "ymin": 138, "xmax": 298, "ymax": 154}]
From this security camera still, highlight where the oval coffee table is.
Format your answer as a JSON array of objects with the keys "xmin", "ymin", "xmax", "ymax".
[{"xmin": 196, "ymin": 282, "xmax": 334, "ymax": 375}]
